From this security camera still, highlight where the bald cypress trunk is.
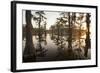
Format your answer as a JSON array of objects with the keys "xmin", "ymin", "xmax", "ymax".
[
  {"xmin": 23, "ymin": 10, "xmax": 36, "ymax": 62},
  {"xmin": 68, "ymin": 12, "xmax": 72, "ymax": 51},
  {"xmin": 84, "ymin": 13, "xmax": 91, "ymax": 57}
]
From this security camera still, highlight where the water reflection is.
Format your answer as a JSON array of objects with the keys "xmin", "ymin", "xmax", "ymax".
[{"xmin": 23, "ymin": 33, "xmax": 91, "ymax": 62}]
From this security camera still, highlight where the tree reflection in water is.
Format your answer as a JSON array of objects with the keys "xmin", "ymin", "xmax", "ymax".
[
  {"xmin": 35, "ymin": 34, "xmax": 48, "ymax": 57},
  {"xmin": 50, "ymin": 34, "xmax": 87, "ymax": 60}
]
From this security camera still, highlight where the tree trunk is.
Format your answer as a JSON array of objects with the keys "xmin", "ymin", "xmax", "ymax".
[
  {"xmin": 23, "ymin": 10, "xmax": 36, "ymax": 62},
  {"xmin": 68, "ymin": 12, "xmax": 72, "ymax": 50},
  {"xmin": 44, "ymin": 23, "xmax": 47, "ymax": 36},
  {"xmin": 84, "ymin": 13, "xmax": 91, "ymax": 57}
]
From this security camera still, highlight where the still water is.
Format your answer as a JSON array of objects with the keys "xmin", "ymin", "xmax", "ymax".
[{"xmin": 23, "ymin": 34, "xmax": 91, "ymax": 62}]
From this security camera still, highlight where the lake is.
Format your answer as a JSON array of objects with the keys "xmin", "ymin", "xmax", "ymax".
[{"xmin": 23, "ymin": 33, "xmax": 91, "ymax": 62}]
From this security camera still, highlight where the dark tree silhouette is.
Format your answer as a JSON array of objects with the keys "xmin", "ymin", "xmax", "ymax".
[
  {"xmin": 56, "ymin": 21, "xmax": 60, "ymax": 41},
  {"xmin": 68, "ymin": 12, "xmax": 72, "ymax": 51},
  {"xmin": 43, "ymin": 21, "xmax": 47, "ymax": 36},
  {"xmin": 34, "ymin": 11, "xmax": 48, "ymax": 57},
  {"xmin": 84, "ymin": 13, "xmax": 91, "ymax": 57},
  {"xmin": 50, "ymin": 25, "xmax": 55, "ymax": 40},
  {"xmin": 23, "ymin": 10, "xmax": 36, "ymax": 62},
  {"xmin": 35, "ymin": 11, "xmax": 47, "ymax": 40},
  {"xmin": 60, "ymin": 12, "xmax": 73, "ymax": 50}
]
